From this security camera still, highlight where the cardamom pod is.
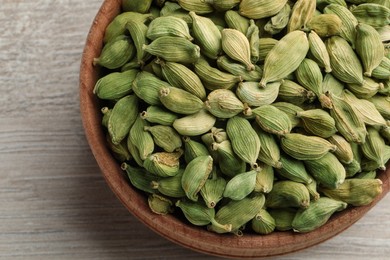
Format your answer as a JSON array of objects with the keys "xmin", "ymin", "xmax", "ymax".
[
  {"xmin": 372, "ymin": 57, "xmax": 390, "ymax": 80},
  {"xmin": 205, "ymin": 89, "xmax": 245, "ymax": 118},
  {"xmin": 253, "ymin": 105, "xmax": 292, "ymax": 136},
  {"xmin": 175, "ymin": 200, "xmax": 217, "ymax": 226},
  {"xmin": 106, "ymin": 134, "xmax": 131, "ymax": 162},
  {"xmin": 144, "ymin": 125, "xmax": 182, "ymax": 153},
  {"xmin": 122, "ymin": 0, "xmax": 153, "ymax": 13},
  {"xmin": 258, "ymin": 38, "xmax": 278, "ymax": 62},
  {"xmin": 308, "ymin": 31, "xmax": 332, "ymax": 73},
  {"xmin": 217, "ymin": 56, "xmax": 263, "ymax": 81},
  {"xmin": 351, "ymin": 3, "xmax": 390, "ymax": 29},
  {"xmin": 266, "ymin": 180, "xmax": 310, "ymax": 209},
  {"xmin": 122, "ymin": 163, "xmax": 158, "ymax": 194},
  {"xmin": 225, "ymin": 10, "xmax": 250, "ymax": 35},
  {"xmin": 322, "ymin": 73, "xmax": 345, "ymax": 98},
  {"xmin": 151, "ymin": 169, "xmax": 186, "ymax": 198},
  {"xmin": 183, "ymin": 136, "xmax": 210, "ymax": 163},
  {"xmin": 159, "ymin": 87, "xmax": 204, "ymax": 115},
  {"xmin": 160, "ymin": 2, "xmax": 192, "ymax": 24},
  {"xmin": 223, "ymin": 170, "xmax": 257, "ymax": 200},
  {"xmin": 177, "ymin": 0, "xmax": 214, "ymax": 14},
  {"xmin": 254, "ymin": 164, "xmax": 274, "ymax": 193},
  {"xmin": 251, "ymin": 209, "xmax": 276, "ymax": 235},
  {"xmin": 140, "ymin": 105, "xmax": 178, "ymax": 126},
  {"xmin": 148, "ymin": 194, "xmax": 174, "ymax": 215},
  {"xmin": 272, "ymin": 102, "xmax": 303, "ymax": 128},
  {"xmin": 129, "ymin": 115, "xmax": 155, "ymax": 160},
  {"xmin": 146, "ymin": 16, "xmax": 193, "ymax": 41},
  {"xmin": 264, "ymin": 4, "xmax": 291, "ymax": 35},
  {"xmin": 305, "ymin": 179, "xmax": 320, "ymax": 201},
  {"xmin": 296, "ymin": 109, "xmax": 337, "ymax": 138},
  {"xmin": 307, "ymin": 14, "xmax": 342, "ymax": 38},
  {"xmin": 287, "ymin": 0, "xmax": 316, "ymax": 32},
  {"xmin": 211, "ymin": 140, "xmax": 247, "ymax": 178},
  {"xmin": 94, "ymin": 69, "xmax": 138, "ymax": 100},
  {"xmin": 239, "ymin": 0, "xmax": 288, "ymax": 19},
  {"xmin": 132, "ymin": 71, "xmax": 171, "ymax": 105},
  {"xmin": 173, "ymin": 109, "xmax": 216, "ymax": 136},
  {"xmin": 268, "ymin": 208, "xmax": 297, "ymax": 231},
  {"xmin": 361, "ymin": 127, "xmax": 387, "ymax": 170},
  {"xmin": 276, "ymin": 153, "xmax": 313, "ymax": 184},
  {"xmin": 236, "ymin": 81, "xmax": 280, "ymax": 107},
  {"xmin": 278, "ymin": 79, "xmax": 316, "ymax": 105},
  {"xmin": 328, "ymin": 134, "xmax": 354, "ymax": 164},
  {"xmin": 200, "ymin": 170, "xmax": 227, "ymax": 208},
  {"xmin": 253, "ymin": 124, "xmax": 282, "ymax": 169},
  {"xmin": 222, "ymin": 29, "xmax": 255, "ymax": 71},
  {"xmin": 126, "ymin": 20, "xmax": 150, "ymax": 65},
  {"xmin": 369, "ymin": 95, "xmax": 390, "ymax": 120},
  {"xmin": 143, "ymin": 151, "xmax": 182, "ymax": 177},
  {"xmin": 204, "ymin": 0, "xmax": 241, "ymax": 12},
  {"xmin": 246, "ymin": 20, "xmax": 260, "ymax": 63}
]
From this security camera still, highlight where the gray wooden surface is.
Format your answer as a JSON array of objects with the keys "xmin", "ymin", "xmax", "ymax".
[{"xmin": 1, "ymin": 0, "xmax": 390, "ymax": 259}]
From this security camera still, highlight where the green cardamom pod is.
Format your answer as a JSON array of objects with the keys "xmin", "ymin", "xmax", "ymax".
[
  {"xmin": 122, "ymin": 0, "xmax": 153, "ymax": 13},
  {"xmin": 351, "ymin": 3, "xmax": 390, "ymax": 29},
  {"xmin": 144, "ymin": 125, "xmax": 182, "ymax": 153},
  {"xmin": 307, "ymin": 14, "xmax": 342, "ymax": 37},
  {"xmin": 308, "ymin": 30, "xmax": 332, "ymax": 73},
  {"xmin": 211, "ymin": 140, "xmax": 246, "ymax": 178},
  {"xmin": 126, "ymin": 135, "xmax": 144, "ymax": 167},
  {"xmin": 132, "ymin": 71, "xmax": 171, "ymax": 106},
  {"xmin": 296, "ymin": 109, "xmax": 337, "ymax": 138},
  {"xmin": 223, "ymin": 170, "xmax": 257, "ymax": 201},
  {"xmin": 129, "ymin": 116, "xmax": 155, "ymax": 160},
  {"xmin": 236, "ymin": 81, "xmax": 280, "ymax": 107},
  {"xmin": 122, "ymin": 163, "xmax": 158, "ymax": 194},
  {"xmin": 217, "ymin": 56, "xmax": 263, "ymax": 81},
  {"xmin": 121, "ymin": 58, "xmax": 141, "ymax": 71},
  {"xmin": 276, "ymin": 153, "xmax": 313, "ymax": 184},
  {"xmin": 143, "ymin": 151, "xmax": 182, "ymax": 177},
  {"xmin": 268, "ymin": 208, "xmax": 297, "ymax": 231},
  {"xmin": 254, "ymin": 164, "xmax": 274, "ymax": 193},
  {"xmin": 246, "ymin": 20, "xmax": 260, "ymax": 63},
  {"xmin": 140, "ymin": 106, "xmax": 178, "ymax": 126},
  {"xmin": 151, "ymin": 169, "xmax": 186, "ymax": 198},
  {"xmin": 355, "ymin": 170, "xmax": 377, "ymax": 180},
  {"xmin": 183, "ymin": 136, "xmax": 210, "ymax": 163},
  {"xmin": 272, "ymin": 102, "xmax": 303, "ymax": 128},
  {"xmin": 173, "ymin": 109, "xmax": 216, "ymax": 136},
  {"xmin": 253, "ymin": 105, "xmax": 292, "ymax": 136},
  {"xmin": 148, "ymin": 194, "xmax": 174, "ymax": 215},
  {"xmin": 126, "ymin": 20, "xmax": 150, "ymax": 65},
  {"xmin": 328, "ymin": 134, "xmax": 354, "ymax": 164},
  {"xmin": 264, "ymin": 4, "xmax": 291, "ymax": 35},
  {"xmin": 253, "ymin": 124, "xmax": 282, "ymax": 169},
  {"xmin": 361, "ymin": 127, "xmax": 387, "ymax": 170},
  {"xmin": 266, "ymin": 180, "xmax": 310, "ymax": 209},
  {"xmin": 224, "ymin": 10, "xmax": 250, "ymax": 35},
  {"xmin": 205, "ymin": 89, "xmax": 245, "ymax": 118},
  {"xmin": 94, "ymin": 35, "xmax": 135, "ymax": 69},
  {"xmin": 177, "ymin": 0, "xmax": 214, "ymax": 14},
  {"xmin": 372, "ymin": 57, "xmax": 390, "ymax": 80},
  {"xmin": 278, "ymin": 79, "xmax": 316, "ymax": 105},
  {"xmin": 316, "ymin": 0, "xmax": 347, "ymax": 11},
  {"xmin": 160, "ymin": 2, "xmax": 192, "ymax": 24},
  {"xmin": 251, "ymin": 209, "xmax": 276, "ymax": 235},
  {"xmin": 322, "ymin": 73, "xmax": 345, "ymax": 98},
  {"xmin": 258, "ymin": 38, "xmax": 278, "ymax": 62},
  {"xmin": 146, "ymin": 16, "xmax": 193, "ymax": 41},
  {"xmin": 369, "ymin": 95, "xmax": 390, "ymax": 120},
  {"xmin": 239, "ymin": 0, "xmax": 288, "ymax": 19},
  {"xmin": 305, "ymin": 179, "xmax": 320, "ymax": 201},
  {"xmin": 93, "ymin": 69, "xmax": 138, "ymax": 100},
  {"xmin": 222, "ymin": 29, "xmax": 255, "ymax": 71},
  {"xmin": 200, "ymin": 170, "xmax": 227, "ymax": 208},
  {"xmin": 159, "ymin": 87, "xmax": 204, "ymax": 115},
  {"xmin": 287, "ymin": 0, "xmax": 316, "ymax": 32},
  {"xmin": 211, "ymin": 127, "xmax": 228, "ymax": 143},
  {"xmin": 106, "ymin": 134, "xmax": 131, "ymax": 162}
]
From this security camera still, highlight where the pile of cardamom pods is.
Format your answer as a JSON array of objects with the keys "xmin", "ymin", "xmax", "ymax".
[{"xmin": 92, "ymin": 0, "xmax": 390, "ymax": 235}]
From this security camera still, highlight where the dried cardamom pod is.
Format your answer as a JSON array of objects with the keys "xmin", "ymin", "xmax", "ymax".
[
  {"xmin": 132, "ymin": 71, "xmax": 171, "ymax": 105},
  {"xmin": 147, "ymin": 16, "xmax": 193, "ymax": 41},
  {"xmin": 122, "ymin": 163, "xmax": 158, "ymax": 194},
  {"xmin": 253, "ymin": 124, "xmax": 282, "ymax": 169},
  {"xmin": 126, "ymin": 135, "xmax": 144, "ymax": 167},
  {"xmin": 148, "ymin": 194, "xmax": 174, "ymax": 215},
  {"xmin": 183, "ymin": 136, "xmax": 210, "ymax": 163},
  {"xmin": 328, "ymin": 134, "xmax": 354, "ymax": 164},
  {"xmin": 266, "ymin": 180, "xmax": 310, "ymax": 209},
  {"xmin": 143, "ymin": 151, "xmax": 182, "ymax": 177},
  {"xmin": 251, "ymin": 209, "xmax": 276, "ymax": 235},
  {"xmin": 126, "ymin": 20, "xmax": 150, "ymax": 65},
  {"xmin": 322, "ymin": 73, "xmax": 345, "ymax": 98},
  {"xmin": 122, "ymin": 0, "xmax": 153, "ymax": 13},
  {"xmin": 305, "ymin": 179, "xmax": 320, "ymax": 201},
  {"xmin": 287, "ymin": 0, "xmax": 316, "ymax": 32},
  {"xmin": 129, "ymin": 116, "xmax": 155, "ymax": 160},
  {"xmin": 316, "ymin": 0, "xmax": 347, "ymax": 11},
  {"xmin": 258, "ymin": 38, "xmax": 278, "ymax": 62},
  {"xmin": 225, "ymin": 10, "xmax": 250, "ymax": 35},
  {"xmin": 272, "ymin": 102, "xmax": 303, "ymax": 128},
  {"xmin": 144, "ymin": 125, "xmax": 182, "ymax": 153},
  {"xmin": 200, "ymin": 170, "xmax": 227, "ymax": 208},
  {"xmin": 307, "ymin": 14, "xmax": 342, "ymax": 38},
  {"xmin": 121, "ymin": 58, "xmax": 141, "ymax": 71},
  {"xmin": 254, "ymin": 164, "xmax": 274, "ymax": 193},
  {"xmin": 217, "ymin": 56, "xmax": 263, "ymax": 81},
  {"xmin": 160, "ymin": 2, "xmax": 192, "ymax": 23},
  {"xmin": 351, "ymin": 3, "xmax": 390, "ymax": 29},
  {"xmin": 177, "ymin": 0, "xmax": 214, "ymax": 14},
  {"xmin": 151, "ymin": 170, "xmax": 185, "ymax": 198},
  {"xmin": 278, "ymin": 79, "xmax": 316, "ymax": 105},
  {"xmin": 211, "ymin": 127, "xmax": 228, "ymax": 143},
  {"xmin": 276, "ymin": 153, "xmax": 313, "ymax": 185},
  {"xmin": 372, "ymin": 57, "xmax": 390, "ymax": 80},
  {"xmin": 308, "ymin": 31, "xmax": 332, "ymax": 73},
  {"xmin": 212, "ymin": 140, "xmax": 247, "ymax": 178},
  {"xmin": 140, "ymin": 106, "xmax": 178, "ymax": 126},
  {"xmin": 173, "ymin": 109, "xmax": 216, "ymax": 136},
  {"xmin": 236, "ymin": 81, "xmax": 280, "ymax": 107},
  {"xmin": 159, "ymin": 87, "xmax": 204, "ymax": 115},
  {"xmin": 246, "ymin": 19, "xmax": 260, "ymax": 63},
  {"xmin": 264, "ymin": 4, "xmax": 291, "ymax": 35},
  {"xmin": 222, "ymin": 29, "xmax": 255, "ymax": 71},
  {"xmin": 106, "ymin": 134, "xmax": 131, "ymax": 162},
  {"xmin": 93, "ymin": 69, "xmax": 138, "ymax": 100},
  {"xmin": 239, "ymin": 0, "xmax": 288, "ymax": 19},
  {"xmin": 369, "ymin": 95, "xmax": 390, "ymax": 120},
  {"xmin": 296, "ymin": 109, "xmax": 337, "ymax": 138},
  {"xmin": 253, "ymin": 105, "xmax": 292, "ymax": 136},
  {"xmin": 223, "ymin": 170, "xmax": 257, "ymax": 200},
  {"xmin": 355, "ymin": 170, "xmax": 377, "ymax": 180},
  {"xmin": 268, "ymin": 208, "xmax": 297, "ymax": 231},
  {"xmin": 205, "ymin": 89, "xmax": 245, "ymax": 118},
  {"xmin": 94, "ymin": 35, "xmax": 135, "ymax": 69},
  {"xmin": 361, "ymin": 127, "xmax": 387, "ymax": 170},
  {"xmin": 345, "ymin": 142, "xmax": 363, "ymax": 177}
]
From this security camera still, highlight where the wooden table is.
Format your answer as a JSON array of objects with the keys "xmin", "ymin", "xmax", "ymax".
[{"xmin": 1, "ymin": 1, "xmax": 389, "ymax": 259}]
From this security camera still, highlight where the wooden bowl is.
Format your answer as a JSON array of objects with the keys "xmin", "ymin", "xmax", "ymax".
[{"xmin": 79, "ymin": 0, "xmax": 390, "ymax": 258}]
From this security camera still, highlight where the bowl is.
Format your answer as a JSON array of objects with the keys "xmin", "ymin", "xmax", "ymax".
[{"xmin": 79, "ymin": 0, "xmax": 390, "ymax": 258}]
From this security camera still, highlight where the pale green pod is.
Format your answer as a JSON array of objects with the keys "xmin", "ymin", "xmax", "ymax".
[
  {"xmin": 305, "ymin": 179, "xmax": 320, "ymax": 201},
  {"xmin": 345, "ymin": 142, "xmax": 363, "ymax": 177},
  {"xmin": 122, "ymin": 163, "xmax": 158, "ymax": 194},
  {"xmin": 151, "ymin": 170, "xmax": 186, "ymax": 198},
  {"xmin": 369, "ymin": 95, "xmax": 390, "ymax": 120},
  {"xmin": 258, "ymin": 38, "xmax": 278, "ymax": 62},
  {"xmin": 211, "ymin": 127, "xmax": 229, "ymax": 143},
  {"xmin": 217, "ymin": 56, "xmax": 263, "ymax": 81},
  {"xmin": 304, "ymin": 152, "xmax": 346, "ymax": 189},
  {"xmin": 160, "ymin": 61, "xmax": 206, "ymax": 100},
  {"xmin": 223, "ymin": 170, "xmax": 257, "ymax": 200},
  {"xmin": 143, "ymin": 36, "xmax": 201, "ymax": 64},
  {"xmin": 292, "ymin": 197, "xmax": 347, "ymax": 233},
  {"xmin": 159, "ymin": 87, "xmax": 204, "ymax": 115},
  {"xmin": 246, "ymin": 20, "xmax": 260, "ymax": 63},
  {"xmin": 320, "ymin": 178, "xmax": 383, "ymax": 206},
  {"xmin": 140, "ymin": 106, "xmax": 178, "ymax": 126},
  {"xmin": 253, "ymin": 124, "xmax": 282, "ymax": 169},
  {"xmin": 212, "ymin": 140, "xmax": 247, "ymax": 178},
  {"xmin": 276, "ymin": 153, "xmax": 313, "ymax": 185},
  {"xmin": 126, "ymin": 135, "xmax": 144, "ymax": 167},
  {"xmin": 148, "ymin": 194, "xmax": 174, "ymax": 215},
  {"xmin": 183, "ymin": 136, "xmax": 210, "ymax": 163},
  {"xmin": 143, "ymin": 151, "xmax": 182, "ymax": 177},
  {"xmin": 122, "ymin": 0, "xmax": 153, "ymax": 13},
  {"xmin": 94, "ymin": 35, "xmax": 135, "ymax": 69},
  {"xmin": 227, "ymin": 116, "xmax": 261, "ymax": 168},
  {"xmin": 175, "ymin": 200, "xmax": 215, "ymax": 226},
  {"xmin": 224, "ymin": 10, "xmax": 250, "ymax": 35},
  {"xmin": 272, "ymin": 102, "xmax": 303, "ymax": 128},
  {"xmin": 260, "ymin": 31, "xmax": 309, "ymax": 87},
  {"xmin": 361, "ymin": 127, "xmax": 387, "ymax": 170},
  {"xmin": 106, "ymin": 134, "xmax": 131, "ymax": 162},
  {"xmin": 190, "ymin": 11, "xmax": 222, "ymax": 59},
  {"xmin": 254, "ymin": 164, "xmax": 274, "ymax": 193},
  {"xmin": 126, "ymin": 20, "xmax": 150, "ymax": 65},
  {"xmin": 355, "ymin": 170, "xmax": 377, "ymax": 180},
  {"xmin": 278, "ymin": 79, "xmax": 316, "ymax": 105},
  {"xmin": 160, "ymin": 2, "xmax": 192, "ymax": 24},
  {"xmin": 236, "ymin": 81, "xmax": 280, "ymax": 107},
  {"xmin": 200, "ymin": 170, "xmax": 227, "ymax": 208},
  {"xmin": 173, "ymin": 109, "xmax": 216, "ymax": 136},
  {"xmin": 144, "ymin": 125, "xmax": 182, "ymax": 153},
  {"xmin": 182, "ymin": 155, "xmax": 214, "ymax": 201},
  {"xmin": 93, "ymin": 69, "xmax": 138, "ymax": 100},
  {"xmin": 372, "ymin": 57, "xmax": 390, "ymax": 80},
  {"xmin": 253, "ymin": 105, "xmax": 292, "ymax": 136},
  {"xmin": 222, "ymin": 29, "xmax": 255, "ymax": 71},
  {"xmin": 326, "ymin": 36, "xmax": 364, "ymax": 85},
  {"xmin": 296, "ymin": 109, "xmax": 337, "ymax": 138},
  {"xmin": 239, "ymin": 0, "xmax": 288, "ymax": 19},
  {"xmin": 108, "ymin": 95, "xmax": 138, "ymax": 145},
  {"xmin": 177, "ymin": 0, "xmax": 214, "ymax": 14},
  {"xmin": 281, "ymin": 133, "xmax": 337, "ymax": 161},
  {"xmin": 308, "ymin": 31, "xmax": 332, "ymax": 73},
  {"xmin": 351, "ymin": 3, "xmax": 390, "ymax": 29},
  {"xmin": 194, "ymin": 57, "xmax": 242, "ymax": 90},
  {"xmin": 328, "ymin": 134, "xmax": 354, "ymax": 164},
  {"xmin": 266, "ymin": 181, "xmax": 311, "ymax": 209},
  {"xmin": 146, "ymin": 16, "xmax": 193, "ymax": 41},
  {"xmin": 251, "ymin": 209, "xmax": 276, "ymax": 235},
  {"xmin": 129, "ymin": 116, "xmax": 155, "ymax": 160},
  {"xmin": 268, "ymin": 208, "xmax": 297, "ymax": 231},
  {"xmin": 205, "ymin": 89, "xmax": 244, "ymax": 118},
  {"xmin": 322, "ymin": 73, "xmax": 345, "ymax": 98},
  {"xmin": 132, "ymin": 71, "xmax": 171, "ymax": 105},
  {"xmin": 288, "ymin": 0, "xmax": 316, "ymax": 32},
  {"xmin": 204, "ymin": 0, "xmax": 241, "ymax": 11},
  {"xmin": 307, "ymin": 14, "xmax": 343, "ymax": 37},
  {"xmin": 264, "ymin": 4, "xmax": 291, "ymax": 35}
]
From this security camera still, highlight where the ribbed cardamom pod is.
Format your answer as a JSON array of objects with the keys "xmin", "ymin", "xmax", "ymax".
[
  {"xmin": 320, "ymin": 178, "xmax": 383, "ymax": 206},
  {"xmin": 121, "ymin": 58, "xmax": 141, "ymax": 72},
  {"xmin": 126, "ymin": 135, "xmax": 144, "ymax": 167},
  {"xmin": 175, "ymin": 200, "xmax": 216, "ymax": 226},
  {"xmin": 380, "ymin": 79, "xmax": 390, "ymax": 95},
  {"xmin": 323, "ymin": 4, "xmax": 358, "ymax": 48},
  {"xmin": 351, "ymin": 3, "xmax": 390, "ymax": 29},
  {"xmin": 217, "ymin": 56, "xmax": 263, "ymax": 81},
  {"xmin": 194, "ymin": 57, "xmax": 242, "ymax": 90},
  {"xmin": 147, "ymin": 16, "xmax": 193, "ymax": 41},
  {"xmin": 159, "ymin": 60, "xmax": 206, "ymax": 100},
  {"xmin": 355, "ymin": 23, "xmax": 385, "ymax": 77},
  {"xmin": 212, "ymin": 140, "xmax": 247, "ymax": 178},
  {"xmin": 253, "ymin": 105, "xmax": 292, "ymax": 136},
  {"xmin": 126, "ymin": 20, "xmax": 150, "ymax": 65},
  {"xmin": 276, "ymin": 153, "xmax": 313, "ymax": 184},
  {"xmin": 200, "ymin": 170, "xmax": 227, "ymax": 208},
  {"xmin": 104, "ymin": 12, "xmax": 153, "ymax": 43},
  {"xmin": 304, "ymin": 152, "xmax": 346, "ymax": 189},
  {"xmin": 94, "ymin": 35, "xmax": 135, "ymax": 69},
  {"xmin": 251, "ymin": 209, "xmax": 276, "ymax": 235},
  {"xmin": 258, "ymin": 38, "xmax": 278, "ymax": 62},
  {"xmin": 361, "ymin": 127, "xmax": 387, "ymax": 170},
  {"xmin": 372, "ymin": 57, "xmax": 390, "ymax": 80},
  {"xmin": 143, "ymin": 151, "xmax": 182, "ymax": 177},
  {"xmin": 236, "ymin": 81, "xmax": 280, "ymax": 107},
  {"xmin": 209, "ymin": 194, "xmax": 265, "ymax": 234},
  {"xmin": 308, "ymin": 31, "xmax": 332, "ymax": 73},
  {"xmin": 182, "ymin": 155, "xmax": 213, "ymax": 201},
  {"xmin": 177, "ymin": 0, "xmax": 214, "ymax": 14},
  {"xmin": 292, "ymin": 197, "xmax": 347, "ymax": 233},
  {"xmin": 305, "ymin": 179, "xmax": 320, "ymax": 201},
  {"xmin": 160, "ymin": 2, "xmax": 192, "ymax": 24},
  {"xmin": 106, "ymin": 134, "xmax": 131, "ymax": 162},
  {"xmin": 260, "ymin": 30, "xmax": 309, "ymax": 87},
  {"xmin": 268, "ymin": 208, "xmax": 297, "ymax": 231},
  {"xmin": 108, "ymin": 95, "xmax": 138, "ymax": 145},
  {"xmin": 369, "ymin": 95, "xmax": 390, "ymax": 120},
  {"xmin": 227, "ymin": 116, "xmax": 261, "ymax": 168},
  {"xmin": 264, "ymin": 4, "xmax": 291, "ymax": 35},
  {"xmin": 278, "ymin": 79, "xmax": 316, "ymax": 105},
  {"xmin": 307, "ymin": 14, "xmax": 342, "ymax": 37},
  {"xmin": 183, "ymin": 136, "xmax": 210, "ymax": 163},
  {"xmin": 173, "ymin": 109, "xmax": 216, "ymax": 136},
  {"xmin": 322, "ymin": 73, "xmax": 345, "ymax": 98},
  {"xmin": 223, "ymin": 170, "xmax": 257, "ymax": 200},
  {"xmin": 204, "ymin": 0, "xmax": 241, "ymax": 11},
  {"xmin": 94, "ymin": 69, "xmax": 138, "ymax": 100},
  {"xmin": 144, "ymin": 125, "xmax": 182, "ymax": 153},
  {"xmin": 132, "ymin": 71, "xmax": 171, "ymax": 105},
  {"xmin": 253, "ymin": 124, "xmax": 282, "ymax": 169},
  {"xmin": 148, "ymin": 194, "xmax": 174, "ymax": 215},
  {"xmin": 329, "ymin": 92, "xmax": 367, "ymax": 143},
  {"xmin": 281, "ymin": 133, "xmax": 337, "ymax": 161},
  {"xmin": 355, "ymin": 170, "xmax": 377, "ymax": 180},
  {"xmin": 288, "ymin": 0, "xmax": 316, "ymax": 32},
  {"xmin": 254, "ymin": 164, "xmax": 274, "ymax": 193},
  {"xmin": 143, "ymin": 36, "xmax": 201, "ymax": 64},
  {"xmin": 122, "ymin": 0, "xmax": 153, "ymax": 13},
  {"xmin": 189, "ymin": 11, "xmax": 222, "ymax": 59},
  {"xmin": 239, "ymin": 0, "xmax": 288, "ymax": 19},
  {"xmin": 266, "ymin": 180, "xmax": 310, "ymax": 209},
  {"xmin": 205, "ymin": 89, "xmax": 244, "ymax": 118},
  {"xmin": 122, "ymin": 163, "xmax": 158, "ymax": 194},
  {"xmin": 140, "ymin": 106, "xmax": 178, "ymax": 126},
  {"xmin": 246, "ymin": 20, "xmax": 260, "ymax": 63},
  {"xmin": 225, "ymin": 10, "xmax": 250, "ymax": 35},
  {"xmin": 326, "ymin": 36, "xmax": 364, "ymax": 85},
  {"xmin": 328, "ymin": 134, "xmax": 354, "ymax": 164},
  {"xmin": 272, "ymin": 102, "xmax": 303, "ymax": 128},
  {"xmin": 150, "ymin": 169, "xmax": 185, "ymax": 198},
  {"xmin": 296, "ymin": 109, "xmax": 337, "ymax": 138},
  {"xmin": 129, "ymin": 116, "xmax": 155, "ymax": 160},
  {"xmin": 345, "ymin": 142, "xmax": 363, "ymax": 177},
  {"xmin": 221, "ymin": 29, "xmax": 255, "ymax": 71},
  {"xmin": 159, "ymin": 87, "xmax": 204, "ymax": 115}
]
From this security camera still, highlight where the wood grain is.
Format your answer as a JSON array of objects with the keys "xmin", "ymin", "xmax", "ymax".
[{"xmin": 1, "ymin": 0, "xmax": 390, "ymax": 259}]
